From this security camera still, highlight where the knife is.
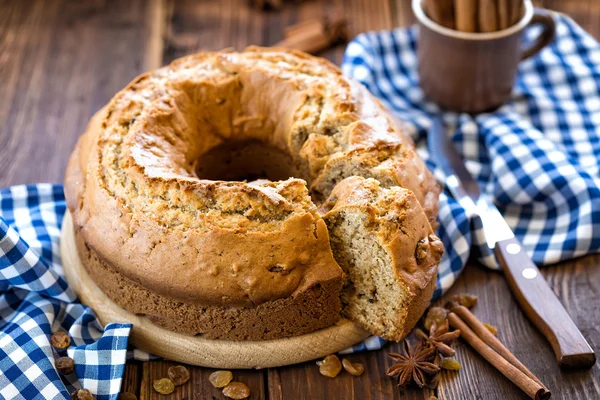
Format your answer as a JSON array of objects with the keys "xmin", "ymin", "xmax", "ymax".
[{"xmin": 428, "ymin": 117, "xmax": 596, "ymax": 368}]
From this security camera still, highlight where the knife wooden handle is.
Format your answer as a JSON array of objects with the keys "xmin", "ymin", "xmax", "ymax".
[{"xmin": 494, "ymin": 237, "xmax": 596, "ymax": 368}]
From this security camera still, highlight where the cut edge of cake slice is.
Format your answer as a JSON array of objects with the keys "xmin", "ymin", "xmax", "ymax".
[{"xmin": 320, "ymin": 176, "xmax": 443, "ymax": 341}]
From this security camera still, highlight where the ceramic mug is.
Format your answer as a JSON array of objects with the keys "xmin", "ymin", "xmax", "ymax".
[{"xmin": 413, "ymin": 0, "xmax": 556, "ymax": 113}]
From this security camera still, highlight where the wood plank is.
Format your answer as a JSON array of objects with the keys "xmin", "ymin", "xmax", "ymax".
[
  {"xmin": 139, "ymin": 360, "xmax": 267, "ymax": 400},
  {"xmin": 0, "ymin": 0, "xmax": 163, "ymax": 187},
  {"xmin": 163, "ymin": 0, "xmax": 265, "ymax": 61},
  {"xmin": 121, "ymin": 362, "xmax": 143, "ymax": 397},
  {"xmin": 389, "ymin": 0, "xmax": 418, "ymax": 28},
  {"xmin": 267, "ymin": 350, "xmax": 433, "ymax": 400},
  {"xmin": 163, "ymin": 0, "xmax": 393, "ymax": 66},
  {"xmin": 539, "ymin": 0, "xmax": 600, "ymax": 39}
]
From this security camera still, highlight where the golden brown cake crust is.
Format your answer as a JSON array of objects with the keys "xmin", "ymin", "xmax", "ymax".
[
  {"xmin": 65, "ymin": 107, "xmax": 343, "ymax": 310},
  {"xmin": 64, "ymin": 47, "xmax": 441, "ymax": 341},
  {"xmin": 75, "ymin": 229, "xmax": 341, "ymax": 340}
]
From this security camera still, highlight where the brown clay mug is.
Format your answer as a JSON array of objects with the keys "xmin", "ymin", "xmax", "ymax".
[{"xmin": 413, "ymin": 0, "xmax": 556, "ymax": 113}]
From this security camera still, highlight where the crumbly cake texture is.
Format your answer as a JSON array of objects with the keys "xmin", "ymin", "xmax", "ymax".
[
  {"xmin": 65, "ymin": 47, "xmax": 442, "ymax": 341},
  {"xmin": 320, "ymin": 177, "xmax": 443, "ymax": 341}
]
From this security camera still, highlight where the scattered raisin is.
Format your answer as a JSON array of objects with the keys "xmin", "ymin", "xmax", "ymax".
[
  {"xmin": 222, "ymin": 382, "xmax": 251, "ymax": 399},
  {"xmin": 483, "ymin": 323, "xmax": 498, "ymax": 335},
  {"xmin": 153, "ymin": 378, "xmax": 175, "ymax": 395},
  {"xmin": 209, "ymin": 370, "xmax": 233, "ymax": 388},
  {"xmin": 50, "ymin": 331, "xmax": 71, "ymax": 349},
  {"xmin": 118, "ymin": 393, "xmax": 137, "ymax": 400},
  {"xmin": 448, "ymin": 293, "xmax": 478, "ymax": 309},
  {"xmin": 341, "ymin": 358, "xmax": 364, "ymax": 376},
  {"xmin": 168, "ymin": 365, "xmax": 190, "ymax": 386},
  {"xmin": 441, "ymin": 358, "xmax": 461, "ymax": 371},
  {"xmin": 317, "ymin": 354, "xmax": 342, "ymax": 378},
  {"xmin": 55, "ymin": 356, "xmax": 75, "ymax": 375},
  {"xmin": 424, "ymin": 307, "xmax": 448, "ymax": 331},
  {"xmin": 70, "ymin": 389, "xmax": 94, "ymax": 400}
]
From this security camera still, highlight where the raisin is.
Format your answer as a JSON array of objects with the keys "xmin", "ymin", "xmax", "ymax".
[
  {"xmin": 56, "ymin": 356, "xmax": 75, "ymax": 375},
  {"xmin": 415, "ymin": 238, "xmax": 430, "ymax": 262},
  {"xmin": 153, "ymin": 378, "xmax": 175, "ymax": 395},
  {"xmin": 167, "ymin": 365, "xmax": 190, "ymax": 386},
  {"xmin": 341, "ymin": 358, "xmax": 364, "ymax": 376},
  {"xmin": 441, "ymin": 358, "xmax": 461, "ymax": 370},
  {"xmin": 424, "ymin": 307, "xmax": 448, "ymax": 331},
  {"xmin": 316, "ymin": 354, "xmax": 342, "ymax": 378},
  {"xmin": 209, "ymin": 370, "xmax": 233, "ymax": 388},
  {"xmin": 483, "ymin": 323, "xmax": 498, "ymax": 335},
  {"xmin": 118, "ymin": 393, "xmax": 137, "ymax": 400},
  {"xmin": 70, "ymin": 389, "xmax": 94, "ymax": 400},
  {"xmin": 50, "ymin": 331, "xmax": 71, "ymax": 349},
  {"xmin": 448, "ymin": 293, "xmax": 478, "ymax": 309},
  {"xmin": 222, "ymin": 382, "xmax": 251, "ymax": 399}
]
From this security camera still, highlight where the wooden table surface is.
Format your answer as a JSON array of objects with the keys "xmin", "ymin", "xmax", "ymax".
[{"xmin": 1, "ymin": 0, "xmax": 599, "ymax": 399}]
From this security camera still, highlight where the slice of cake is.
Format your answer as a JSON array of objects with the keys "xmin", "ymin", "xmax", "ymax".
[{"xmin": 320, "ymin": 176, "xmax": 443, "ymax": 341}]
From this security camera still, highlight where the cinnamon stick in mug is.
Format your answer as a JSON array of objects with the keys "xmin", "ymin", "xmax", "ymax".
[
  {"xmin": 479, "ymin": 0, "xmax": 498, "ymax": 32},
  {"xmin": 454, "ymin": 0, "xmax": 478, "ymax": 32},
  {"xmin": 423, "ymin": 0, "xmax": 455, "ymax": 29},
  {"xmin": 509, "ymin": 0, "xmax": 524, "ymax": 25},
  {"xmin": 498, "ymin": 0, "xmax": 510, "ymax": 29}
]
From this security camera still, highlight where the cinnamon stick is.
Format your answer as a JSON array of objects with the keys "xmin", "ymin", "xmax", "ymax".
[
  {"xmin": 498, "ymin": 0, "xmax": 510, "ymax": 29},
  {"xmin": 284, "ymin": 19, "xmax": 323, "ymax": 38},
  {"xmin": 423, "ymin": 0, "xmax": 455, "ymax": 29},
  {"xmin": 509, "ymin": 0, "xmax": 524, "ymax": 26},
  {"xmin": 448, "ymin": 313, "xmax": 551, "ymax": 400},
  {"xmin": 450, "ymin": 305, "xmax": 547, "ymax": 390},
  {"xmin": 275, "ymin": 27, "xmax": 330, "ymax": 54},
  {"xmin": 454, "ymin": 0, "xmax": 478, "ymax": 32},
  {"xmin": 478, "ymin": 0, "xmax": 498, "ymax": 32}
]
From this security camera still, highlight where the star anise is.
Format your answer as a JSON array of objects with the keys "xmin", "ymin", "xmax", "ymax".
[
  {"xmin": 387, "ymin": 340, "xmax": 440, "ymax": 388},
  {"xmin": 416, "ymin": 320, "xmax": 461, "ymax": 357}
]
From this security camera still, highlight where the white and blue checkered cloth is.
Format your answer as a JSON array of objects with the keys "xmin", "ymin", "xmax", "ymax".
[
  {"xmin": 1, "ymin": 13, "xmax": 599, "ymax": 399},
  {"xmin": 0, "ymin": 186, "xmax": 131, "ymax": 400}
]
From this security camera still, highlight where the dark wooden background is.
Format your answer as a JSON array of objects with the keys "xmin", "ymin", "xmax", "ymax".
[{"xmin": 1, "ymin": 0, "xmax": 599, "ymax": 399}]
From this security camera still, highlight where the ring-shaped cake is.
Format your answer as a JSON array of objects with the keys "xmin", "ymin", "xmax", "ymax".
[{"xmin": 65, "ymin": 47, "xmax": 443, "ymax": 341}]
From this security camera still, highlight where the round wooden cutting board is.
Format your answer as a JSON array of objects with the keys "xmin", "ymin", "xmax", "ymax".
[{"xmin": 60, "ymin": 211, "xmax": 370, "ymax": 369}]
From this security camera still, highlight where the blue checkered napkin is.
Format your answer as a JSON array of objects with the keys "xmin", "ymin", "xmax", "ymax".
[
  {"xmin": 341, "ymin": 13, "xmax": 600, "ymax": 298},
  {"xmin": 1, "ymin": 185, "xmax": 131, "ymax": 400}
]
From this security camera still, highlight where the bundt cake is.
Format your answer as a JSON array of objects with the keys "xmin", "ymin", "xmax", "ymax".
[{"xmin": 64, "ymin": 47, "xmax": 442, "ymax": 341}]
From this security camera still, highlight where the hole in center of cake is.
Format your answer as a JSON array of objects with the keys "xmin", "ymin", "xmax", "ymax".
[{"xmin": 195, "ymin": 140, "xmax": 307, "ymax": 182}]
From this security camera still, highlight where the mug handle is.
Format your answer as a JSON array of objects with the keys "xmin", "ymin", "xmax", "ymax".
[{"xmin": 521, "ymin": 8, "xmax": 556, "ymax": 60}]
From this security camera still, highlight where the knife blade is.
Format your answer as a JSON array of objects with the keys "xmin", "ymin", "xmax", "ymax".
[
  {"xmin": 428, "ymin": 117, "xmax": 595, "ymax": 368},
  {"xmin": 429, "ymin": 118, "xmax": 514, "ymax": 250}
]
